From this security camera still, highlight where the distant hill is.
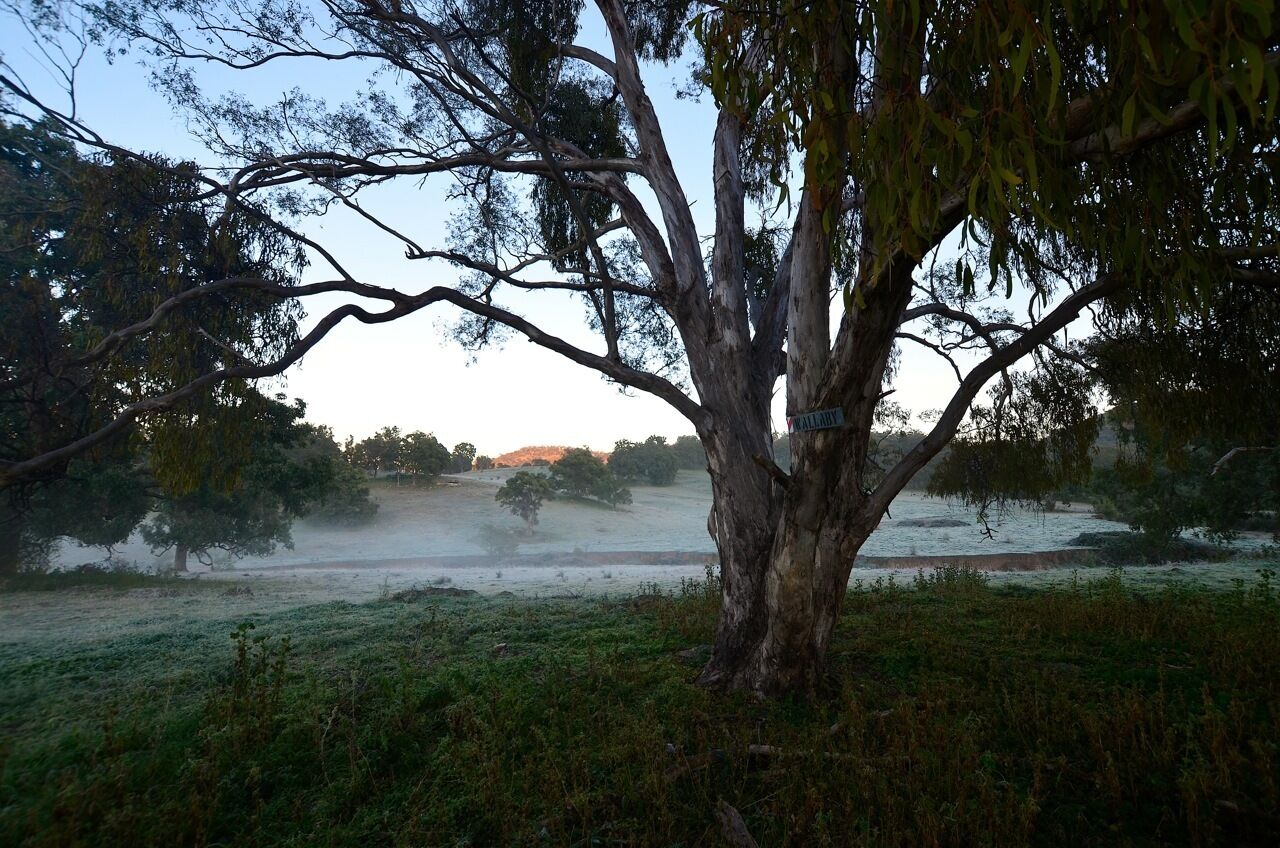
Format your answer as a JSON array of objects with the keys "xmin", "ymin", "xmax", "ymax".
[{"xmin": 492, "ymin": 445, "xmax": 610, "ymax": 467}]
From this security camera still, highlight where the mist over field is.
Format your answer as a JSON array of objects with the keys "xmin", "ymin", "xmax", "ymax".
[{"xmin": 53, "ymin": 467, "xmax": 1127, "ymax": 569}]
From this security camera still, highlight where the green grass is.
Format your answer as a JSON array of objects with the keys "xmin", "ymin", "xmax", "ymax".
[
  {"xmin": 0, "ymin": 563, "xmax": 189, "ymax": 593},
  {"xmin": 2, "ymin": 566, "xmax": 1278, "ymax": 846}
]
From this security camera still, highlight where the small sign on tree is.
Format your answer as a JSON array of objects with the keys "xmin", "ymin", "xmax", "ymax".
[{"xmin": 787, "ymin": 408, "xmax": 845, "ymax": 434}]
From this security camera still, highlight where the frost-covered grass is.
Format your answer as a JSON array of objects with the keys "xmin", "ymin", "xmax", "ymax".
[
  {"xmin": 2, "ymin": 564, "xmax": 1278, "ymax": 846},
  {"xmin": 0, "ymin": 563, "xmax": 188, "ymax": 593}
]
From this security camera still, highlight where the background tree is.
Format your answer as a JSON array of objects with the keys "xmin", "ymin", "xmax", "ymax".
[
  {"xmin": 1042, "ymin": 282, "xmax": 1280, "ymax": 543},
  {"xmin": 590, "ymin": 472, "xmax": 633, "ymax": 509},
  {"xmin": 474, "ymin": 455, "xmax": 495, "ymax": 471},
  {"xmin": 548, "ymin": 448, "xmax": 608, "ymax": 498},
  {"xmin": 0, "ymin": 118, "xmax": 303, "ymax": 573},
  {"xmin": 309, "ymin": 460, "xmax": 380, "ymax": 526},
  {"xmin": 401, "ymin": 431, "xmax": 451, "ymax": 483},
  {"xmin": 19, "ymin": 457, "xmax": 153, "ymax": 569},
  {"xmin": 356, "ymin": 427, "xmax": 405, "ymax": 478},
  {"xmin": 142, "ymin": 394, "xmax": 335, "ymax": 571},
  {"xmin": 548, "ymin": 448, "xmax": 632, "ymax": 507},
  {"xmin": 609, "ymin": 436, "xmax": 678, "ymax": 485},
  {"xmin": 670, "ymin": 435, "xmax": 707, "ymax": 471},
  {"xmin": 342, "ymin": 436, "xmax": 368, "ymax": 474},
  {"xmin": 4, "ymin": 0, "xmax": 1279, "ymax": 693},
  {"xmin": 296, "ymin": 425, "xmax": 379, "ymax": 526},
  {"xmin": 495, "ymin": 470, "xmax": 554, "ymax": 531},
  {"xmin": 450, "ymin": 442, "xmax": 477, "ymax": 473}
]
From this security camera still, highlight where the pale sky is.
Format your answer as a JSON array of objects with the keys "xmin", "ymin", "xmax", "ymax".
[{"xmin": 1, "ymin": 6, "xmax": 981, "ymax": 457}]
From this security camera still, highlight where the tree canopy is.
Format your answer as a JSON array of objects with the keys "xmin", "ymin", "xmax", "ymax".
[
  {"xmin": 2, "ymin": 0, "xmax": 1277, "ymax": 693},
  {"xmin": 0, "ymin": 118, "xmax": 309, "ymax": 572},
  {"xmin": 609, "ymin": 436, "xmax": 679, "ymax": 485},
  {"xmin": 549, "ymin": 448, "xmax": 632, "ymax": 507},
  {"xmin": 495, "ymin": 470, "xmax": 555, "ymax": 530},
  {"xmin": 142, "ymin": 394, "xmax": 339, "ymax": 569}
]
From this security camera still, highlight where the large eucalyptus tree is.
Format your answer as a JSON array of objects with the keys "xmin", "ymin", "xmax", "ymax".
[{"xmin": 2, "ymin": 0, "xmax": 1277, "ymax": 693}]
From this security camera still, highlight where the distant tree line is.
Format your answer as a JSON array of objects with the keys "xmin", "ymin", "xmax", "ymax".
[{"xmin": 341, "ymin": 427, "xmax": 480, "ymax": 481}]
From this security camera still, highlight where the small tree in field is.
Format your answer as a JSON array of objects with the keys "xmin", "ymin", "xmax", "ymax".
[
  {"xmin": 475, "ymin": 455, "xmax": 495, "ymax": 471},
  {"xmin": 496, "ymin": 471, "xmax": 554, "ymax": 531},
  {"xmin": 358, "ymin": 427, "xmax": 405, "ymax": 478},
  {"xmin": 5, "ymin": 0, "xmax": 1279, "ymax": 693},
  {"xmin": 591, "ymin": 473, "xmax": 633, "ymax": 508}
]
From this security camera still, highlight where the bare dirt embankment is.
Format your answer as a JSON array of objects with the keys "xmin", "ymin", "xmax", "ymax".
[{"xmin": 491, "ymin": 445, "xmax": 609, "ymax": 466}]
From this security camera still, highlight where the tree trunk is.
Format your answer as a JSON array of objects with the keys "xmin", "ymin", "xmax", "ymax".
[
  {"xmin": 695, "ymin": 423, "xmax": 782, "ymax": 690},
  {"xmin": 698, "ymin": 441, "xmax": 877, "ymax": 696},
  {"xmin": 749, "ymin": 481, "xmax": 878, "ymax": 695},
  {"xmin": 695, "ymin": 182, "xmax": 907, "ymax": 696},
  {"xmin": 173, "ymin": 544, "xmax": 189, "ymax": 573},
  {"xmin": 0, "ymin": 501, "xmax": 21, "ymax": 577}
]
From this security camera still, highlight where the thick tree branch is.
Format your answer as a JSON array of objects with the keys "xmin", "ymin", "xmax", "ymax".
[
  {"xmin": 1068, "ymin": 51, "xmax": 1280, "ymax": 160},
  {"xmin": 558, "ymin": 43, "xmax": 617, "ymax": 79},
  {"xmin": 750, "ymin": 234, "xmax": 794, "ymax": 383},
  {"xmin": 710, "ymin": 109, "xmax": 751, "ymax": 357},
  {"xmin": 596, "ymin": 0, "xmax": 705, "ymax": 297},
  {"xmin": 0, "ymin": 275, "xmax": 704, "ymax": 485},
  {"xmin": 1211, "ymin": 446, "xmax": 1277, "ymax": 476},
  {"xmin": 864, "ymin": 272, "xmax": 1124, "ymax": 522}
]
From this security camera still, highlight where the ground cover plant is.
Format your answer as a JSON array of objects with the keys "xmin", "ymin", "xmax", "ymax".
[
  {"xmin": 0, "ymin": 561, "xmax": 188, "ymax": 593},
  {"xmin": 2, "ymin": 566, "xmax": 1277, "ymax": 846}
]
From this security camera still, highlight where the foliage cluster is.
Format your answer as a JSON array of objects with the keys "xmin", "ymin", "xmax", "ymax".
[
  {"xmin": 669, "ymin": 435, "xmax": 707, "ymax": 470},
  {"xmin": 0, "ymin": 119, "xmax": 377, "ymax": 572},
  {"xmin": 9, "ymin": 398, "xmax": 377, "ymax": 573},
  {"xmin": 608, "ymin": 435, "xmax": 679, "ymax": 485},
  {"xmin": 494, "ymin": 470, "xmax": 555, "ymax": 530},
  {"xmin": 548, "ymin": 448, "xmax": 632, "ymax": 507}
]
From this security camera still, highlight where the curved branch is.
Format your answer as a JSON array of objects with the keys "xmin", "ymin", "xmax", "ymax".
[
  {"xmin": 1068, "ymin": 51, "xmax": 1280, "ymax": 161},
  {"xmin": 895, "ymin": 331, "xmax": 963, "ymax": 383},
  {"xmin": 1, "ymin": 275, "xmax": 704, "ymax": 484},
  {"xmin": 864, "ymin": 272, "xmax": 1124, "ymax": 521},
  {"xmin": 558, "ymin": 43, "xmax": 618, "ymax": 80}
]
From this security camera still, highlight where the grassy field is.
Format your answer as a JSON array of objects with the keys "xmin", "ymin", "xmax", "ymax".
[{"xmin": 2, "ymin": 565, "xmax": 1278, "ymax": 846}]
